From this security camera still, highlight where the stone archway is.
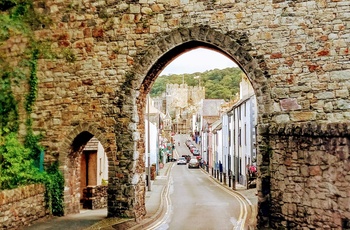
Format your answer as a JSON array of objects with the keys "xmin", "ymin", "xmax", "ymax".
[
  {"xmin": 1, "ymin": 0, "xmax": 346, "ymax": 227},
  {"xmin": 59, "ymin": 122, "xmax": 113, "ymax": 214},
  {"xmin": 126, "ymin": 25, "xmax": 271, "ymax": 224},
  {"xmin": 122, "ymin": 25, "xmax": 350, "ymax": 228}
]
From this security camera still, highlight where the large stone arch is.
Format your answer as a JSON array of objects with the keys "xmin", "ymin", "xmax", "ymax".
[
  {"xmin": 119, "ymin": 24, "xmax": 350, "ymax": 229},
  {"xmin": 123, "ymin": 25, "xmax": 272, "ymax": 224}
]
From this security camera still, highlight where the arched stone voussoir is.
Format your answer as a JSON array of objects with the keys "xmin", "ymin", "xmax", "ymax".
[{"xmin": 59, "ymin": 122, "xmax": 110, "ymax": 160}]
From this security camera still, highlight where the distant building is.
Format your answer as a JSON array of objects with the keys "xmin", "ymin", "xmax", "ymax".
[
  {"xmin": 211, "ymin": 120, "xmax": 222, "ymax": 173},
  {"xmin": 197, "ymin": 99, "xmax": 226, "ymax": 166},
  {"xmin": 81, "ymin": 138, "xmax": 108, "ymax": 208},
  {"xmin": 153, "ymin": 83, "xmax": 205, "ymax": 135},
  {"xmin": 81, "ymin": 138, "xmax": 108, "ymax": 190}
]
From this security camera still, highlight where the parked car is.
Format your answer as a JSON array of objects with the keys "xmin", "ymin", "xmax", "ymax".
[
  {"xmin": 192, "ymin": 149, "xmax": 200, "ymax": 156},
  {"xmin": 190, "ymin": 146, "xmax": 197, "ymax": 153},
  {"xmin": 177, "ymin": 157, "xmax": 187, "ymax": 165},
  {"xmin": 188, "ymin": 158, "xmax": 199, "ymax": 168},
  {"xmin": 188, "ymin": 144, "xmax": 195, "ymax": 150},
  {"xmin": 182, "ymin": 155, "xmax": 191, "ymax": 163}
]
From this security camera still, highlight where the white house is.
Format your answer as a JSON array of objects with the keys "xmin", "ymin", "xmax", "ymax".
[
  {"xmin": 227, "ymin": 74, "xmax": 257, "ymax": 185},
  {"xmin": 198, "ymin": 99, "xmax": 225, "ymax": 167},
  {"xmin": 144, "ymin": 118, "xmax": 159, "ymax": 168},
  {"xmin": 211, "ymin": 120, "xmax": 222, "ymax": 171},
  {"xmin": 80, "ymin": 137, "xmax": 109, "ymax": 206},
  {"xmin": 144, "ymin": 96, "xmax": 163, "ymax": 173}
]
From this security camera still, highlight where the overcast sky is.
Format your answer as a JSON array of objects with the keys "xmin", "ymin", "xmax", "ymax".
[{"xmin": 159, "ymin": 48, "xmax": 238, "ymax": 76}]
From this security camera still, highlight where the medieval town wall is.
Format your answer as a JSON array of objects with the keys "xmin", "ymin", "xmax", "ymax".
[
  {"xmin": 0, "ymin": 184, "xmax": 48, "ymax": 229},
  {"xmin": 1, "ymin": 0, "xmax": 349, "ymax": 228}
]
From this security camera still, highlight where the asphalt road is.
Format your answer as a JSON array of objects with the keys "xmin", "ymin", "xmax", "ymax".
[{"xmin": 153, "ymin": 134, "xmax": 251, "ymax": 230}]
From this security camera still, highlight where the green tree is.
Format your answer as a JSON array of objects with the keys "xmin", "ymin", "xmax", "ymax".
[
  {"xmin": 0, "ymin": 132, "xmax": 40, "ymax": 190},
  {"xmin": 151, "ymin": 67, "xmax": 243, "ymax": 100}
]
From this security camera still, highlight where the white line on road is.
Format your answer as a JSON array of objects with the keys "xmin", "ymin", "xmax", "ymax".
[{"xmin": 200, "ymin": 170, "xmax": 250, "ymax": 230}]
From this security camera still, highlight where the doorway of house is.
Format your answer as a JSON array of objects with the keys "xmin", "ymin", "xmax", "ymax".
[{"xmin": 80, "ymin": 137, "xmax": 108, "ymax": 210}]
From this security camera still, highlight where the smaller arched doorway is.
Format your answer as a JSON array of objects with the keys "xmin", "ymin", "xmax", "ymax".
[
  {"xmin": 64, "ymin": 131, "xmax": 109, "ymax": 214},
  {"xmin": 80, "ymin": 136, "xmax": 108, "ymax": 209}
]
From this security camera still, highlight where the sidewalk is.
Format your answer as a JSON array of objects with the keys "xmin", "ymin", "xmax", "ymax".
[{"xmin": 86, "ymin": 161, "xmax": 174, "ymax": 230}]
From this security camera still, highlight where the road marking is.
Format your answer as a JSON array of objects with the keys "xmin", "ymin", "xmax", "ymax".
[
  {"xmin": 146, "ymin": 165, "xmax": 250, "ymax": 230},
  {"xmin": 200, "ymin": 170, "xmax": 250, "ymax": 230},
  {"xmin": 145, "ymin": 174, "xmax": 173, "ymax": 230}
]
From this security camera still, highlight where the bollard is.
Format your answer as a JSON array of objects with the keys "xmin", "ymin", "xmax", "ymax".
[
  {"xmin": 223, "ymin": 172, "xmax": 226, "ymax": 185},
  {"xmin": 229, "ymin": 174, "xmax": 231, "ymax": 187},
  {"xmin": 246, "ymin": 173, "xmax": 249, "ymax": 189},
  {"xmin": 232, "ymin": 175, "xmax": 236, "ymax": 190}
]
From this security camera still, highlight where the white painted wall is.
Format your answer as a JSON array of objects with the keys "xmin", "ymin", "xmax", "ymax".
[
  {"xmin": 145, "ymin": 119, "xmax": 158, "ymax": 167},
  {"xmin": 222, "ymin": 114, "xmax": 229, "ymax": 173},
  {"xmin": 217, "ymin": 129, "xmax": 223, "ymax": 169},
  {"xmin": 97, "ymin": 142, "xmax": 108, "ymax": 185}
]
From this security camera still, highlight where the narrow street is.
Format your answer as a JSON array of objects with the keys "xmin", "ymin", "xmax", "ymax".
[{"xmin": 150, "ymin": 134, "xmax": 252, "ymax": 230}]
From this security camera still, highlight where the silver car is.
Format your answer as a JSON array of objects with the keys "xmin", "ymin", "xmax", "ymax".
[
  {"xmin": 188, "ymin": 158, "xmax": 199, "ymax": 168},
  {"xmin": 177, "ymin": 157, "xmax": 187, "ymax": 165}
]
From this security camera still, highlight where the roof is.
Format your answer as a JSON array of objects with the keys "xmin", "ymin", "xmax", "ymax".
[
  {"xmin": 211, "ymin": 119, "xmax": 222, "ymax": 133},
  {"xmin": 227, "ymin": 93, "xmax": 255, "ymax": 114}
]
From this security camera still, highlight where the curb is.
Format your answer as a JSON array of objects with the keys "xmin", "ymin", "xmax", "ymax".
[
  {"xmin": 129, "ymin": 163, "xmax": 173, "ymax": 230},
  {"xmin": 200, "ymin": 167, "xmax": 257, "ymax": 229},
  {"xmin": 200, "ymin": 167, "xmax": 253, "ymax": 204}
]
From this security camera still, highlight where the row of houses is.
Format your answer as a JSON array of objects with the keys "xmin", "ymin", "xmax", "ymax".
[
  {"xmin": 145, "ymin": 73, "xmax": 257, "ymax": 187},
  {"xmin": 195, "ymin": 74, "xmax": 257, "ymax": 186},
  {"xmin": 75, "ymin": 73, "xmax": 256, "ymax": 210}
]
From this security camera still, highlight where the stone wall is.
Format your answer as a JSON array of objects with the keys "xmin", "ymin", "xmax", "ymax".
[
  {"xmin": 82, "ymin": 185, "xmax": 108, "ymax": 210},
  {"xmin": 0, "ymin": 184, "xmax": 48, "ymax": 229},
  {"xmin": 1, "ymin": 0, "xmax": 349, "ymax": 228},
  {"xmin": 258, "ymin": 122, "xmax": 350, "ymax": 228}
]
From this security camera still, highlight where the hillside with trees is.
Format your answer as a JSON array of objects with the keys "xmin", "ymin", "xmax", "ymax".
[{"xmin": 151, "ymin": 67, "xmax": 243, "ymax": 101}]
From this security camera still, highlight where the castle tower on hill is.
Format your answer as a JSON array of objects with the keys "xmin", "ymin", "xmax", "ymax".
[{"xmin": 165, "ymin": 83, "xmax": 205, "ymax": 134}]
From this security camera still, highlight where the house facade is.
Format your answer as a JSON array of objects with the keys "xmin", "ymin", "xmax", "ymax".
[
  {"xmin": 228, "ymin": 94, "xmax": 257, "ymax": 185},
  {"xmin": 197, "ymin": 99, "xmax": 226, "ymax": 168},
  {"xmin": 200, "ymin": 74, "xmax": 257, "ymax": 187}
]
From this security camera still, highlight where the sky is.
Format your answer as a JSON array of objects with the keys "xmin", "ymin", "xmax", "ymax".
[{"xmin": 159, "ymin": 48, "xmax": 238, "ymax": 76}]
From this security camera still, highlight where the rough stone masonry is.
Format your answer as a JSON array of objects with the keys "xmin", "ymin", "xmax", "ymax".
[{"xmin": 3, "ymin": 0, "xmax": 350, "ymax": 228}]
